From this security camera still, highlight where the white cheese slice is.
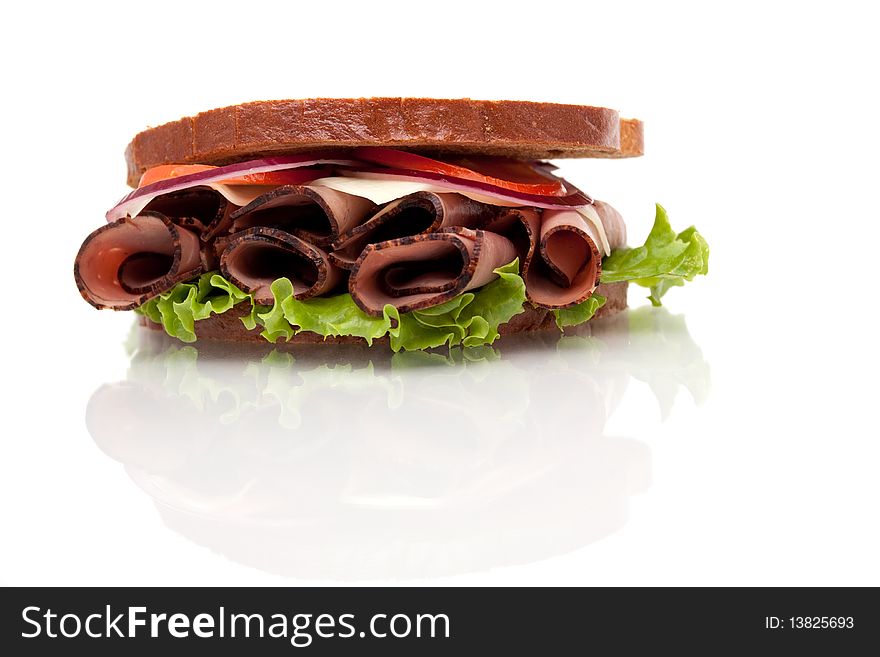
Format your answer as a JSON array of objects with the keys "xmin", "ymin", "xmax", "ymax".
[
  {"xmin": 308, "ymin": 176, "xmax": 536, "ymax": 209},
  {"xmin": 306, "ymin": 177, "xmax": 436, "ymax": 204},
  {"xmin": 211, "ymin": 184, "xmax": 277, "ymax": 208}
]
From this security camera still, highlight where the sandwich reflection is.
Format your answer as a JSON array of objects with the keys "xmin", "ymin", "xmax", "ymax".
[{"xmin": 86, "ymin": 307, "xmax": 708, "ymax": 580}]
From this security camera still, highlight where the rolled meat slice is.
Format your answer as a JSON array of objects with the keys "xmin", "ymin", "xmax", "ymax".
[
  {"xmin": 483, "ymin": 201, "xmax": 627, "ymax": 309},
  {"xmin": 523, "ymin": 202, "xmax": 627, "ymax": 309},
  {"xmin": 141, "ymin": 189, "xmax": 229, "ymax": 271},
  {"xmin": 349, "ymin": 227, "xmax": 517, "ymax": 316},
  {"xmin": 330, "ymin": 192, "xmax": 493, "ymax": 269},
  {"xmin": 482, "ymin": 207, "xmax": 542, "ymax": 272},
  {"xmin": 229, "ymin": 186, "xmax": 375, "ymax": 249},
  {"xmin": 140, "ymin": 184, "xmax": 277, "ymax": 241},
  {"xmin": 74, "ymin": 212, "xmax": 203, "ymax": 310},
  {"xmin": 141, "ymin": 187, "xmax": 226, "ymax": 235},
  {"xmin": 220, "ymin": 227, "xmax": 343, "ymax": 305}
]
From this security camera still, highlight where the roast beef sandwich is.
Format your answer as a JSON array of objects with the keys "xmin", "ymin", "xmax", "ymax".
[{"xmin": 74, "ymin": 98, "xmax": 709, "ymax": 351}]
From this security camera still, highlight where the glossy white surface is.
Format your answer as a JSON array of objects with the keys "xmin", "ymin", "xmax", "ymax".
[
  {"xmin": 2, "ymin": 1, "xmax": 878, "ymax": 586},
  {"xmin": 86, "ymin": 309, "xmax": 706, "ymax": 581}
]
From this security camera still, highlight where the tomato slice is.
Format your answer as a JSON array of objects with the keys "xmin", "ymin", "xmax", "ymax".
[
  {"xmin": 138, "ymin": 164, "xmax": 330, "ymax": 188},
  {"xmin": 352, "ymin": 147, "xmax": 566, "ymax": 197}
]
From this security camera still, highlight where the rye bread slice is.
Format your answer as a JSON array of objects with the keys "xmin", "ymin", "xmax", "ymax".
[
  {"xmin": 137, "ymin": 281, "xmax": 628, "ymax": 347},
  {"xmin": 125, "ymin": 98, "xmax": 644, "ymax": 187}
]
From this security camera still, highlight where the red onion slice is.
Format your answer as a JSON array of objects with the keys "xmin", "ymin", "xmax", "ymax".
[{"xmin": 106, "ymin": 154, "xmax": 360, "ymax": 222}]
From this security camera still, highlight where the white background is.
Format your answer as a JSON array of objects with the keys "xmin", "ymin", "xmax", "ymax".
[{"xmin": 1, "ymin": 1, "xmax": 878, "ymax": 586}]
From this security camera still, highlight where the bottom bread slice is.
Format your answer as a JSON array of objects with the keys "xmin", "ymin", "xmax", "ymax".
[{"xmin": 139, "ymin": 281, "xmax": 628, "ymax": 346}]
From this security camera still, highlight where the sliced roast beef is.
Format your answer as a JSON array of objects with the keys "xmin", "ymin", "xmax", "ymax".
[
  {"xmin": 140, "ymin": 184, "xmax": 279, "ymax": 241},
  {"xmin": 349, "ymin": 227, "xmax": 517, "ymax": 316},
  {"xmin": 482, "ymin": 207, "xmax": 542, "ymax": 272},
  {"xmin": 484, "ymin": 201, "xmax": 627, "ymax": 309},
  {"xmin": 220, "ymin": 227, "xmax": 343, "ymax": 305},
  {"xmin": 141, "ymin": 187, "xmax": 226, "ymax": 234},
  {"xmin": 140, "ymin": 189, "xmax": 228, "ymax": 270},
  {"xmin": 330, "ymin": 192, "xmax": 493, "ymax": 269},
  {"xmin": 523, "ymin": 202, "xmax": 627, "ymax": 308},
  {"xmin": 74, "ymin": 212, "xmax": 203, "ymax": 310},
  {"xmin": 230, "ymin": 185, "xmax": 375, "ymax": 248},
  {"xmin": 523, "ymin": 209, "xmax": 602, "ymax": 308}
]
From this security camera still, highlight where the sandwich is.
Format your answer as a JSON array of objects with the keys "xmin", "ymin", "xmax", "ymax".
[{"xmin": 73, "ymin": 98, "xmax": 709, "ymax": 351}]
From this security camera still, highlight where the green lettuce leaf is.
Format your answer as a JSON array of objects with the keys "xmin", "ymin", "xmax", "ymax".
[
  {"xmin": 386, "ymin": 259, "xmax": 526, "ymax": 351},
  {"xmin": 385, "ymin": 301, "xmax": 468, "ymax": 351},
  {"xmin": 601, "ymin": 204, "xmax": 709, "ymax": 305},
  {"xmin": 256, "ymin": 278, "xmax": 296, "ymax": 343},
  {"xmin": 135, "ymin": 273, "xmax": 254, "ymax": 343},
  {"xmin": 552, "ymin": 294, "xmax": 606, "ymax": 329},
  {"xmin": 256, "ymin": 278, "xmax": 392, "ymax": 345},
  {"xmin": 453, "ymin": 259, "xmax": 527, "ymax": 346},
  {"xmin": 249, "ymin": 260, "xmax": 524, "ymax": 351},
  {"xmin": 284, "ymin": 293, "xmax": 393, "ymax": 345}
]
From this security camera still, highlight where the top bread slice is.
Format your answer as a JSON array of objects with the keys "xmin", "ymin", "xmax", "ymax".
[{"xmin": 124, "ymin": 98, "xmax": 644, "ymax": 187}]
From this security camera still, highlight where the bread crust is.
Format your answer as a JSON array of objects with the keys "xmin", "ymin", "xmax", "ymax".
[
  {"xmin": 125, "ymin": 98, "xmax": 643, "ymax": 187},
  {"xmin": 138, "ymin": 282, "xmax": 628, "ymax": 347}
]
